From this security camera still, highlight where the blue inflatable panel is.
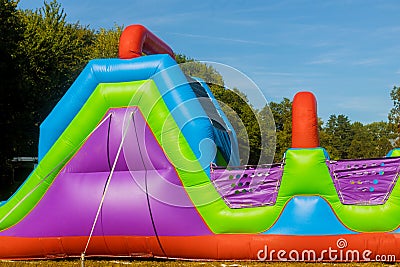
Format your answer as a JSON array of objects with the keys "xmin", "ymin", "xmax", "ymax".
[
  {"xmin": 150, "ymin": 59, "xmax": 215, "ymax": 171},
  {"xmin": 263, "ymin": 196, "xmax": 356, "ymax": 235},
  {"xmin": 39, "ymin": 55, "xmax": 214, "ymax": 174},
  {"xmin": 39, "ymin": 55, "xmax": 166, "ymax": 161},
  {"xmin": 386, "ymin": 148, "xmax": 400, "ymax": 157},
  {"xmin": 194, "ymin": 78, "xmax": 240, "ymax": 166}
]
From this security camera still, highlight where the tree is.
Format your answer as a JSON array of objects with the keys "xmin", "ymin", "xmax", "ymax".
[
  {"xmin": 210, "ymin": 85, "xmax": 262, "ymax": 165},
  {"xmin": 389, "ymin": 85, "xmax": 400, "ymax": 146},
  {"xmin": 1, "ymin": 0, "xmax": 97, "ymax": 199},
  {"xmin": 268, "ymin": 98, "xmax": 292, "ymax": 162},
  {"xmin": 175, "ymin": 54, "xmax": 224, "ymax": 86},
  {"xmin": 320, "ymin": 114, "xmax": 353, "ymax": 160},
  {"xmin": 347, "ymin": 121, "xmax": 393, "ymax": 159},
  {"xmin": 365, "ymin": 122, "xmax": 394, "ymax": 157},
  {"xmin": 257, "ymin": 105, "xmax": 277, "ymax": 164},
  {"xmin": 175, "ymin": 54, "xmax": 191, "ymax": 64},
  {"xmin": 347, "ymin": 122, "xmax": 374, "ymax": 159},
  {"xmin": 89, "ymin": 25, "xmax": 123, "ymax": 59},
  {"xmin": 15, "ymin": 0, "xmax": 94, "ymax": 155},
  {"xmin": 0, "ymin": 0, "xmax": 24, "ymax": 186},
  {"xmin": 0, "ymin": 0, "xmax": 23, "ymax": 53}
]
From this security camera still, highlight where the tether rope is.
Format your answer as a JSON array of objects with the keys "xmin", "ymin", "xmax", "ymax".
[{"xmin": 81, "ymin": 112, "xmax": 133, "ymax": 265}]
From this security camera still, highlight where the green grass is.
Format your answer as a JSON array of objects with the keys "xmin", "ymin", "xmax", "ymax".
[{"xmin": 0, "ymin": 260, "xmax": 398, "ymax": 267}]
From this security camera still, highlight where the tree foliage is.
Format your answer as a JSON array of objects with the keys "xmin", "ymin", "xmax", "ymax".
[
  {"xmin": 18, "ymin": 0, "xmax": 94, "ymax": 124},
  {"xmin": 89, "ymin": 25, "xmax": 123, "ymax": 59},
  {"xmin": 347, "ymin": 122, "xmax": 393, "ymax": 159},
  {"xmin": 320, "ymin": 116, "xmax": 394, "ymax": 160},
  {"xmin": 320, "ymin": 115, "xmax": 353, "ymax": 159},
  {"xmin": 0, "ymin": 0, "xmax": 25, "ymax": 187},
  {"xmin": 210, "ymin": 85, "xmax": 262, "ymax": 165},
  {"xmin": 268, "ymin": 98, "xmax": 292, "ymax": 162},
  {"xmin": 0, "ymin": 1, "xmax": 121, "ymax": 187},
  {"xmin": 175, "ymin": 54, "xmax": 224, "ymax": 86},
  {"xmin": 389, "ymin": 86, "xmax": 400, "ymax": 146}
]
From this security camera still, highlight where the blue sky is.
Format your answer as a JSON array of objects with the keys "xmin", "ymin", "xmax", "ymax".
[{"xmin": 18, "ymin": 0, "xmax": 400, "ymax": 124}]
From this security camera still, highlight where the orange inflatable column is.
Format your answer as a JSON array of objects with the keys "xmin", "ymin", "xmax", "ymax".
[{"xmin": 291, "ymin": 91, "xmax": 319, "ymax": 148}]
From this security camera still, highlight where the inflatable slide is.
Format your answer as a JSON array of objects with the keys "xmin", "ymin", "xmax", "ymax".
[{"xmin": 1, "ymin": 25, "xmax": 400, "ymax": 262}]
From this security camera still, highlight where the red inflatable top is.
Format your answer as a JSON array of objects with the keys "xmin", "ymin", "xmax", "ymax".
[
  {"xmin": 291, "ymin": 91, "xmax": 319, "ymax": 148},
  {"xmin": 118, "ymin": 24, "xmax": 175, "ymax": 59}
]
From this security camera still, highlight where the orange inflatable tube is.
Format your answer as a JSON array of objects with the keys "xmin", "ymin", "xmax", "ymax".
[
  {"xmin": 291, "ymin": 91, "xmax": 319, "ymax": 148},
  {"xmin": 118, "ymin": 25, "xmax": 174, "ymax": 59}
]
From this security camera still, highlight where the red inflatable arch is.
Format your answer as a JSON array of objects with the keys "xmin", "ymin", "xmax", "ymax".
[{"xmin": 118, "ymin": 24, "xmax": 174, "ymax": 59}]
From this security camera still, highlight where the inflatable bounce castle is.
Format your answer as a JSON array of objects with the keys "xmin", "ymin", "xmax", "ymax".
[{"xmin": 1, "ymin": 25, "xmax": 400, "ymax": 262}]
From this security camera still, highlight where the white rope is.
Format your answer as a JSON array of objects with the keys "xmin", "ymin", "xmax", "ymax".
[
  {"xmin": 0, "ymin": 113, "xmax": 112, "ymax": 225},
  {"xmin": 82, "ymin": 111, "xmax": 134, "ymax": 258}
]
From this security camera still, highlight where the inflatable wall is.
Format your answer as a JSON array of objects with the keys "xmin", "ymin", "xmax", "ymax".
[{"xmin": 1, "ymin": 25, "xmax": 400, "ymax": 262}]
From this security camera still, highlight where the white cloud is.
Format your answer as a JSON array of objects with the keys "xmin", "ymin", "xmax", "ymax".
[
  {"xmin": 315, "ymin": 93, "xmax": 392, "ymax": 124},
  {"xmin": 305, "ymin": 49, "xmax": 352, "ymax": 65},
  {"xmin": 307, "ymin": 58, "xmax": 336, "ymax": 65},
  {"xmin": 374, "ymin": 26, "xmax": 400, "ymax": 35},
  {"xmin": 352, "ymin": 58, "xmax": 383, "ymax": 66},
  {"xmin": 253, "ymin": 71, "xmax": 296, "ymax": 77},
  {"xmin": 165, "ymin": 31, "xmax": 271, "ymax": 46}
]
